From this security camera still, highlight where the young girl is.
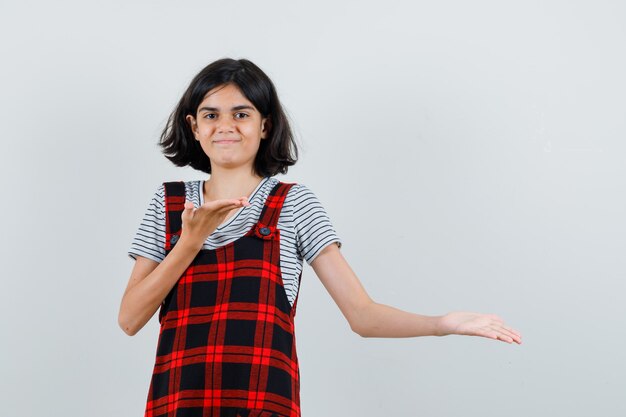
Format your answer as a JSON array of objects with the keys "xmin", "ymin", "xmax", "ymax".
[{"xmin": 119, "ymin": 58, "xmax": 522, "ymax": 417}]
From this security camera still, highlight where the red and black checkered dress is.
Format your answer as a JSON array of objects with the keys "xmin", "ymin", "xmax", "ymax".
[{"xmin": 144, "ymin": 181, "xmax": 302, "ymax": 417}]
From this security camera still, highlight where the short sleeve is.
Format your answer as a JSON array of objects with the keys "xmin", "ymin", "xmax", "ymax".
[
  {"xmin": 127, "ymin": 184, "xmax": 167, "ymax": 263},
  {"xmin": 290, "ymin": 184, "xmax": 342, "ymax": 265}
]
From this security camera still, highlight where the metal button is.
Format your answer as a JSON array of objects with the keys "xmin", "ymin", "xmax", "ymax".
[
  {"xmin": 170, "ymin": 234, "xmax": 179, "ymax": 245},
  {"xmin": 259, "ymin": 227, "xmax": 271, "ymax": 236}
]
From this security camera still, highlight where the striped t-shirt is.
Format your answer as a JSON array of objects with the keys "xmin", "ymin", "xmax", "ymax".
[{"xmin": 128, "ymin": 176, "xmax": 343, "ymax": 308}]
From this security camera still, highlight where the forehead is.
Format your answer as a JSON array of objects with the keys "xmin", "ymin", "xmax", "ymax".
[{"xmin": 200, "ymin": 83, "xmax": 253, "ymax": 106}]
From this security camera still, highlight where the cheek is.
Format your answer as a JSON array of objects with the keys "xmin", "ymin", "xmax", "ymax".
[
  {"xmin": 198, "ymin": 122, "xmax": 212, "ymax": 133},
  {"xmin": 243, "ymin": 124, "xmax": 263, "ymax": 137}
]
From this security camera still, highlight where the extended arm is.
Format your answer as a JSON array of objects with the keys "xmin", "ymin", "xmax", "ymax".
[{"xmin": 310, "ymin": 244, "xmax": 522, "ymax": 344}]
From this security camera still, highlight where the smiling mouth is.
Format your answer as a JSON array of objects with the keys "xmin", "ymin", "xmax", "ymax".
[{"xmin": 213, "ymin": 140, "xmax": 240, "ymax": 144}]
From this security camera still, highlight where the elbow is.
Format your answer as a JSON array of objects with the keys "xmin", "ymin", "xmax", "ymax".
[
  {"xmin": 118, "ymin": 309, "xmax": 139, "ymax": 337},
  {"xmin": 352, "ymin": 323, "xmax": 372, "ymax": 338},
  {"xmin": 351, "ymin": 322, "xmax": 372, "ymax": 338},
  {"xmin": 351, "ymin": 324, "xmax": 367, "ymax": 338},
  {"xmin": 350, "ymin": 321, "xmax": 362, "ymax": 337},
  {"xmin": 119, "ymin": 319, "xmax": 138, "ymax": 337},
  {"xmin": 349, "ymin": 305, "xmax": 372, "ymax": 338},
  {"xmin": 349, "ymin": 299, "xmax": 378, "ymax": 338}
]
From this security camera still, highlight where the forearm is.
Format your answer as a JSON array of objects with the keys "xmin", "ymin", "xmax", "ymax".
[
  {"xmin": 355, "ymin": 301, "xmax": 443, "ymax": 338},
  {"xmin": 119, "ymin": 238, "xmax": 202, "ymax": 336}
]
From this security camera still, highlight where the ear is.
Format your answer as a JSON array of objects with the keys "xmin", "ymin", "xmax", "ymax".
[
  {"xmin": 261, "ymin": 116, "xmax": 271, "ymax": 139},
  {"xmin": 186, "ymin": 114, "xmax": 199, "ymax": 139}
]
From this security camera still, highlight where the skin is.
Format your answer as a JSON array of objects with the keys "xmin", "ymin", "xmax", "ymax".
[{"xmin": 118, "ymin": 83, "xmax": 522, "ymax": 345}]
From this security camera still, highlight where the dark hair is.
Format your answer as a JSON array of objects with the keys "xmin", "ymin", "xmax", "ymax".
[{"xmin": 158, "ymin": 58, "xmax": 298, "ymax": 177}]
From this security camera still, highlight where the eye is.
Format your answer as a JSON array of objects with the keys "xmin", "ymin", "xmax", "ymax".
[
  {"xmin": 203, "ymin": 113, "xmax": 217, "ymax": 119},
  {"xmin": 235, "ymin": 112, "xmax": 249, "ymax": 119}
]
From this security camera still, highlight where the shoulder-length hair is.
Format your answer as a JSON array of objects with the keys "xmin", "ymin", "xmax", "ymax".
[{"xmin": 159, "ymin": 58, "xmax": 298, "ymax": 177}]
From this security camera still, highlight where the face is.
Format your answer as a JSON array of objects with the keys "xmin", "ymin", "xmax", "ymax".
[{"xmin": 186, "ymin": 83, "xmax": 270, "ymax": 174}]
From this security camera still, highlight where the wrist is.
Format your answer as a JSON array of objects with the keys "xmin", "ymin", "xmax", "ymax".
[
  {"xmin": 177, "ymin": 234, "xmax": 204, "ymax": 252},
  {"xmin": 434, "ymin": 314, "xmax": 448, "ymax": 337}
]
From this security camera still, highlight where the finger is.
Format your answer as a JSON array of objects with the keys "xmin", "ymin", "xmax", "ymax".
[
  {"xmin": 490, "ymin": 331, "xmax": 512, "ymax": 343},
  {"xmin": 493, "ymin": 328, "xmax": 516, "ymax": 344},
  {"xmin": 477, "ymin": 328, "xmax": 505, "ymax": 342},
  {"xmin": 493, "ymin": 322, "xmax": 522, "ymax": 340},
  {"xmin": 500, "ymin": 324, "xmax": 522, "ymax": 339},
  {"xmin": 488, "ymin": 326, "xmax": 521, "ymax": 344},
  {"xmin": 182, "ymin": 200, "xmax": 195, "ymax": 220},
  {"xmin": 204, "ymin": 199, "xmax": 249, "ymax": 211},
  {"xmin": 222, "ymin": 197, "xmax": 249, "ymax": 207},
  {"xmin": 487, "ymin": 317, "xmax": 522, "ymax": 343},
  {"xmin": 214, "ymin": 202, "xmax": 249, "ymax": 215},
  {"xmin": 211, "ymin": 205, "xmax": 242, "ymax": 216},
  {"xmin": 504, "ymin": 330, "xmax": 522, "ymax": 344},
  {"xmin": 472, "ymin": 325, "xmax": 509, "ymax": 343},
  {"xmin": 233, "ymin": 196, "xmax": 251, "ymax": 207}
]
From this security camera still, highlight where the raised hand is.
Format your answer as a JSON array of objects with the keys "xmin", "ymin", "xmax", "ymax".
[
  {"xmin": 179, "ymin": 197, "xmax": 251, "ymax": 248},
  {"xmin": 438, "ymin": 311, "xmax": 522, "ymax": 344}
]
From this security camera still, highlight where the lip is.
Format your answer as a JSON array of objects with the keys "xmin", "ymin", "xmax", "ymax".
[{"xmin": 213, "ymin": 139, "xmax": 241, "ymax": 144}]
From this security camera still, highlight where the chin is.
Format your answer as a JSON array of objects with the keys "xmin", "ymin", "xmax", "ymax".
[{"xmin": 211, "ymin": 158, "xmax": 242, "ymax": 167}]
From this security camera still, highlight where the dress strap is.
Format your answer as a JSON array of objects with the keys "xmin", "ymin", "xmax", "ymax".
[
  {"xmin": 258, "ymin": 181, "xmax": 296, "ymax": 229},
  {"xmin": 250, "ymin": 181, "xmax": 296, "ymax": 241},
  {"xmin": 163, "ymin": 181, "xmax": 185, "ymax": 252}
]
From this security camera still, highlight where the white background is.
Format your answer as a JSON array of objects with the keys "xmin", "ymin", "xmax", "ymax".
[{"xmin": 1, "ymin": 1, "xmax": 625, "ymax": 416}]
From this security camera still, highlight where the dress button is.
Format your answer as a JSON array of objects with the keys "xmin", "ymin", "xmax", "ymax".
[
  {"xmin": 259, "ymin": 227, "xmax": 271, "ymax": 236},
  {"xmin": 170, "ymin": 235, "xmax": 179, "ymax": 245}
]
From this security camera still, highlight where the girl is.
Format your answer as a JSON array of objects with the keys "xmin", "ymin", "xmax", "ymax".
[{"xmin": 118, "ymin": 58, "xmax": 522, "ymax": 417}]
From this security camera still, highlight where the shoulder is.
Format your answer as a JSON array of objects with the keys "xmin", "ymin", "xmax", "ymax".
[
  {"xmin": 283, "ymin": 182, "xmax": 323, "ymax": 209},
  {"xmin": 278, "ymin": 181, "xmax": 343, "ymax": 263},
  {"xmin": 147, "ymin": 183, "xmax": 165, "ymax": 209},
  {"xmin": 281, "ymin": 182, "xmax": 334, "ymax": 227}
]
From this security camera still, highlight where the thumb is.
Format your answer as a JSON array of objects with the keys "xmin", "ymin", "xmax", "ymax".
[{"xmin": 181, "ymin": 200, "xmax": 195, "ymax": 222}]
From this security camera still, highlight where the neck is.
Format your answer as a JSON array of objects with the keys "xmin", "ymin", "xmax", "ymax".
[{"xmin": 204, "ymin": 166, "xmax": 265, "ymax": 201}]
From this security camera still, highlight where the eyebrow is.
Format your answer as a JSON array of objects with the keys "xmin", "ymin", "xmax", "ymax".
[{"xmin": 198, "ymin": 105, "xmax": 256, "ymax": 112}]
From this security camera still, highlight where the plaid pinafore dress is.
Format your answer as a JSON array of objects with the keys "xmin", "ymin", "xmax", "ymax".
[{"xmin": 144, "ymin": 181, "xmax": 302, "ymax": 417}]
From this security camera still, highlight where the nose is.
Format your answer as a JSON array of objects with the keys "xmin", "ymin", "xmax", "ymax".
[{"xmin": 216, "ymin": 117, "xmax": 235, "ymax": 133}]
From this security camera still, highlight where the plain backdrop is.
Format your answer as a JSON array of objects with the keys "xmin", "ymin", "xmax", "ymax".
[{"xmin": 1, "ymin": 1, "xmax": 625, "ymax": 416}]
